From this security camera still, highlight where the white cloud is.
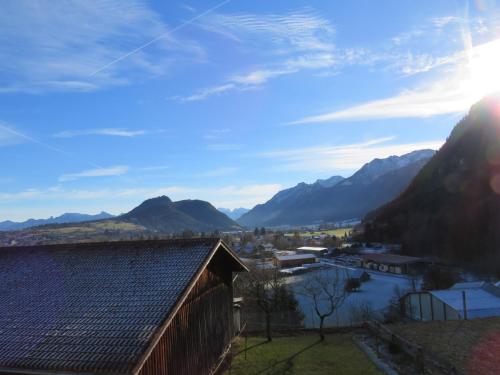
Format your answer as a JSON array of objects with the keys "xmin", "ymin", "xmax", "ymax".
[
  {"xmin": 256, "ymin": 137, "xmax": 444, "ymax": 173},
  {"xmin": 59, "ymin": 166, "xmax": 129, "ymax": 182},
  {"xmin": 54, "ymin": 128, "xmax": 148, "ymax": 138},
  {"xmin": 0, "ymin": 0, "xmax": 202, "ymax": 93}
]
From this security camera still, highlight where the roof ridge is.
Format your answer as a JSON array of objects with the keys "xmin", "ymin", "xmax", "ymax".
[{"xmin": 0, "ymin": 237, "xmax": 222, "ymax": 252}]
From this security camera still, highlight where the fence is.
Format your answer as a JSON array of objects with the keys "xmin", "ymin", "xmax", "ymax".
[{"xmin": 365, "ymin": 321, "xmax": 464, "ymax": 375}]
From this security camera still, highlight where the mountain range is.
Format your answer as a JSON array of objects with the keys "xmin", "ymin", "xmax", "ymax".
[
  {"xmin": 237, "ymin": 149, "xmax": 435, "ymax": 228},
  {"xmin": 0, "ymin": 212, "xmax": 115, "ymax": 231},
  {"xmin": 217, "ymin": 207, "xmax": 250, "ymax": 220},
  {"xmin": 364, "ymin": 96, "xmax": 500, "ymax": 275}
]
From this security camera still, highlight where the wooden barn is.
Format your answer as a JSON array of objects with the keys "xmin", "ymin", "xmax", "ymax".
[{"xmin": 0, "ymin": 238, "xmax": 247, "ymax": 375}]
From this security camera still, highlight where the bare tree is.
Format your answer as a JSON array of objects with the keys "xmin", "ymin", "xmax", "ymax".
[
  {"xmin": 300, "ymin": 269, "xmax": 347, "ymax": 341},
  {"xmin": 236, "ymin": 264, "xmax": 296, "ymax": 341}
]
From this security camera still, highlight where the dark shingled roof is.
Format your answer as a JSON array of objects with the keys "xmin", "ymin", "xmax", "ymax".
[{"xmin": 0, "ymin": 238, "xmax": 242, "ymax": 375}]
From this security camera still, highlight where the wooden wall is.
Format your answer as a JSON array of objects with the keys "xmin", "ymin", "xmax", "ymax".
[{"xmin": 138, "ymin": 252, "xmax": 234, "ymax": 375}]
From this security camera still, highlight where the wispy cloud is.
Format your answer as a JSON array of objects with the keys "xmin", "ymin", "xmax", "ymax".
[
  {"xmin": 256, "ymin": 137, "xmax": 444, "ymax": 173},
  {"xmin": 0, "ymin": 0, "xmax": 203, "ymax": 93},
  {"xmin": 207, "ymin": 143, "xmax": 241, "ymax": 151},
  {"xmin": 289, "ymin": 34, "xmax": 500, "ymax": 124},
  {"xmin": 59, "ymin": 166, "xmax": 129, "ymax": 182},
  {"xmin": 54, "ymin": 128, "xmax": 148, "ymax": 138},
  {"xmin": 289, "ymin": 84, "xmax": 471, "ymax": 124},
  {"xmin": 0, "ymin": 183, "xmax": 282, "ymax": 216},
  {"xmin": 176, "ymin": 9, "xmax": 338, "ymax": 101},
  {"xmin": 199, "ymin": 8, "xmax": 335, "ymax": 52}
]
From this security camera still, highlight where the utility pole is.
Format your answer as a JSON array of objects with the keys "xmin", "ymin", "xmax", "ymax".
[{"xmin": 462, "ymin": 290, "xmax": 468, "ymax": 320}]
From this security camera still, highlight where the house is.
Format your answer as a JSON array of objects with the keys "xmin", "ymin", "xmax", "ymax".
[
  {"xmin": 359, "ymin": 253, "xmax": 430, "ymax": 274},
  {"xmin": 0, "ymin": 238, "xmax": 247, "ymax": 375},
  {"xmin": 297, "ymin": 246, "xmax": 329, "ymax": 256},
  {"xmin": 402, "ymin": 282, "xmax": 500, "ymax": 321},
  {"xmin": 273, "ymin": 253, "xmax": 317, "ymax": 268}
]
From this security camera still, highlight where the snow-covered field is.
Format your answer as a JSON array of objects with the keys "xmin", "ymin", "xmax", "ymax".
[{"xmin": 285, "ymin": 264, "xmax": 413, "ymax": 328}]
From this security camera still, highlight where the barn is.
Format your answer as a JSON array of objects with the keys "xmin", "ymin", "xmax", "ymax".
[
  {"xmin": 273, "ymin": 253, "xmax": 317, "ymax": 268},
  {"xmin": 0, "ymin": 238, "xmax": 247, "ymax": 375}
]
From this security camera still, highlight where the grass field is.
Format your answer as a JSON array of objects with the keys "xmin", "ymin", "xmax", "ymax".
[
  {"xmin": 390, "ymin": 318, "xmax": 500, "ymax": 374},
  {"xmin": 226, "ymin": 334, "xmax": 382, "ymax": 375},
  {"xmin": 285, "ymin": 228, "xmax": 352, "ymax": 238}
]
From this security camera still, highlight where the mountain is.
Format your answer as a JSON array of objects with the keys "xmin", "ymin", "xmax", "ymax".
[
  {"xmin": 120, "ymin": 196, "xmax": 241, "ymax": 233},
  {"xmin": 0, "ymin": 211, "xmax": 114, "ymax": 231},
  {"xmin": 217, "ymin": 207, "xmax": 250, "ymax": 220},
  {"xmin": 315, "ymin": 176, "xmax": 345, "ymax": 188},
  {"xmin": 364, "ymin": 96, "xmax": 500, "ymax": 275},
  {"xmin": 237, "ymin": 150, "xmax": 434, "ymax": 228}
]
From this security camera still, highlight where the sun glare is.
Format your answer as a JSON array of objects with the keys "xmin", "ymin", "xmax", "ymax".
[{"xmin": 466, "ymin": 38, "xmax": 500, "ymax": 103}]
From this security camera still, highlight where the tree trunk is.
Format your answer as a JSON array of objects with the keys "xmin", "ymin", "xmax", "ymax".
[
  {"xmin": 319, "ymin": 316, "xmax": 325, "ymax": 341},
  {"xmin": 266, "ymin": 313, "xmax": 272, "ymax": 342}
]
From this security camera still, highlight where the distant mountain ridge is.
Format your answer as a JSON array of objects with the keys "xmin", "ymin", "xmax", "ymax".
[
  {"xmin": 0, "ymin": 212, "xmax": 115, "ymax": 231},
  {"xmin": 217, "ymin": 207, "xmax": 250, "ymax": 220},
  {"xmin": 237, "ymin": 150, "xmax": 435, "ymax": 228},
  {"xmin": 120, "ymin": 196, "xmax": 241, "ymax": 233},
  {"xmin": 364, "ymin": 96, "xmax": 500, "ymax": 274}
]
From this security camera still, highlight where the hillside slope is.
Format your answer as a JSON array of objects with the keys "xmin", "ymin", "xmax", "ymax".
[
  {"xmin": 0, "ymin": 212, "xmax": 114, "ymax": 231},
  {"xmin": 120, "ymin": 196, "xmax": 240, "ymax": 233},
  {"xmin": 364, "ymin": 96, "xmax": 500, "ymax": 274}
]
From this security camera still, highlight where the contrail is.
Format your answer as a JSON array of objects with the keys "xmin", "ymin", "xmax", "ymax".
[
  {"xmin": 89, "ymin": 0, "xmax": 232, "ymax": 77},
  {"xmin": 0, "ymin": 122, "xmax": 104, "ymax": 169}
]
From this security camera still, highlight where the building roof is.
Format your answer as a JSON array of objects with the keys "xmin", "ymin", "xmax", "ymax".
[
  {"xmin": 297, "ymin": 246, "xmax": 328, "ymax": 252},
  {"xmin": 359, "ymin": 253, "xmax": 423, "ymax": 265},
  {"xmin": 451, "ymin": 281, "xmax": 489, "ymax": 289},
  {"xmin": 430, "ymin": 287, "xmax": 500, "ymax": 319},
  {"xmin": 275, "ymin": 254, "xmax": 316, "ymax": 261},
  {"xmin": 0, "ymin": 238, "xmax": 246, "ymax": 375}
]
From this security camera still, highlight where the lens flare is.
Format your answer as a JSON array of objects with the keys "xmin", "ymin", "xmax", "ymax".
[{"xmin": 465, "ymin": 39, "xmax": 500, "ymax": 104}]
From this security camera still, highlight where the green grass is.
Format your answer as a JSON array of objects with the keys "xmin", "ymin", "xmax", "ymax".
[
  {"xmin": 227, "ymin": 334, "xmax": 382, "ymax": 375},
  {"xmin": 285, "ymin": 228, "xmax": 352, "ymax": 238}
]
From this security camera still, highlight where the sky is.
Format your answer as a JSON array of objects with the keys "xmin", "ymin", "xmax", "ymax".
[{"xmin": 2, "ymin": 0, "xmax": 500, "ymax": 221}]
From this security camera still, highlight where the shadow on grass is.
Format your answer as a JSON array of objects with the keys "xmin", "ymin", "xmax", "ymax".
[
  {"xmin": 235, "ymin": 337, "xmax": 322, "ymax": 375},
  {"xmin": 235, "ymin": 338, "xmax": 270, "ymax": 356}
]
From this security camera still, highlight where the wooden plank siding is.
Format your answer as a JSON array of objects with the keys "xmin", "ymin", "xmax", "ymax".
[{"xmin": 139, "ymin": 252, "xmax": 234, "ymax": 375}]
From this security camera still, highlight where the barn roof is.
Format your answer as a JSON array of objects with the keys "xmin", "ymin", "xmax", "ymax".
[
  {"xmin": 359, "ymin": 253, "xmax": 424, "ymax": 265},
  {"xmin": 275, "ymin": 254, "xmax": 316, "ymax": 261},
  {"xmin": 430, "ymin": 286, "xmax": 500, "ymax": 319},
  {"xmin": 0, "ymin": 238, "xmax": 246, "ymax": 375}
]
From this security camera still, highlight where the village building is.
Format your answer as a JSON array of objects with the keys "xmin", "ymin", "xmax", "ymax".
[
  {"xmin": 359, "ymin": 253, "xmax": 430, "ymax": 274},
  {"xmin": 297, "ymin": 246, "xmax": 329, "ymax": 257},
  {"xmin": 273, "ymin": 253, "xmax": 317, "ymax": 268},
  {"xmin": 401, "ymin": 282, "xmax": 500, "ymax": 321},
  {"xmin": 0, "ymin": 238, "xmax": 247, "ymax": 375},
  {"xmin": 348, "ymin": 268, "xmax": 371, "ymax": 283}
]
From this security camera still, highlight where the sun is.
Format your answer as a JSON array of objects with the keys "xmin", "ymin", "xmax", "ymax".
[{"xmin": 465, "ymin": 38, "xmax": 500, "ymax": 102}]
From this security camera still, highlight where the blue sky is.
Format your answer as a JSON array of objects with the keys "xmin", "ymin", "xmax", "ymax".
[{"xmin": 1, "ymin": 0, "xmax": 500, "ymax": 221}]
